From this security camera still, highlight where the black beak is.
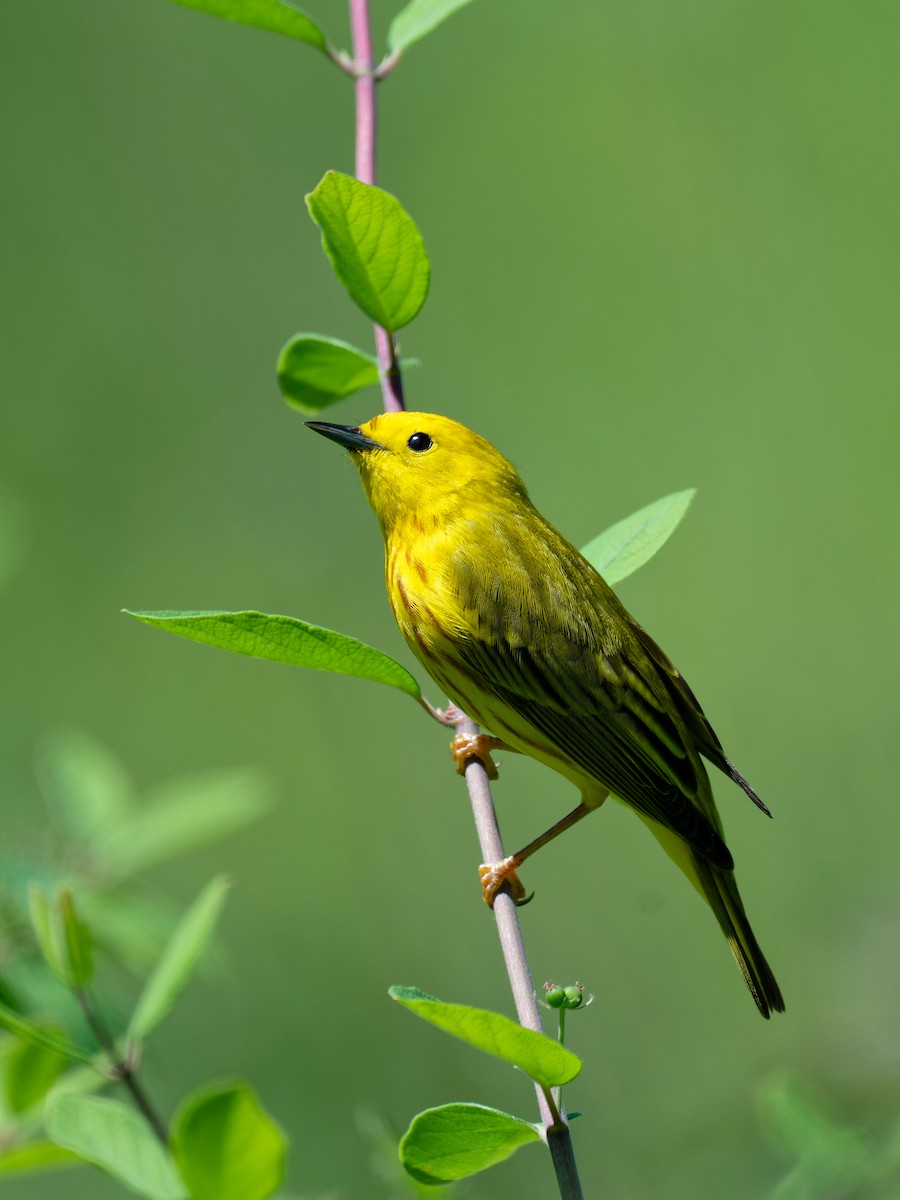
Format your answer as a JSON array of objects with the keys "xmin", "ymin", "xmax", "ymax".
[{"xmin": 305, "ymin": 421, "xmax": 384, "ymax": 452}]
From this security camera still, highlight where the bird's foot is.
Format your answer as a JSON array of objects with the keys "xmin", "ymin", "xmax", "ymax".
[
  {"xmin": 430, "ymin": 702, "xmax": 465, "ymax": 727},
  {"xmin": 450, "ymin": 731, "xmax": 507, "ymax": 779},
  {"xmin": 479, "ymin": 856, "xmax": 533, "ymax": 907}
]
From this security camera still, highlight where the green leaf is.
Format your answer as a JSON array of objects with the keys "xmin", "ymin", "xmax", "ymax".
[
  {"xmin": 28, "ymin": 886, "xmax": 69, "ymax": 984},
  {"xmin": 59, "ymin": 891, "xmax": 93, "ymax": 989},
  {"xmin": 278, "ymin": 334, "xmax": 381, "ymax": 412},
  {"xmin": 95, "ymin": 768, "xmax": 273, "ymax": 881},
  {"xmin": 580, "ymin": 489, "xmax": 696, "ymax": 586},
  {"xmin": 306, "ymin": 172, "xmax": 430, "ymax": 333},
  {"xmin": 125, "ymin": 610, "xmax": 422, "ymax": 698},
  {"xmin": 0, "ymin": 1002, "xmax": 96, "ymax": 1069},
  {"xmin": 45, "ymin": 1094, "xmax": 186, "ymax": 1200},
  {"xmin": 167, "ymin": 0, "xmax": 327, "ymax": 51},
  {"xmin": 400, "ymin": 1103, "xmax": 540, "ymax": 1185},
  {"xmin": 0, "ymin": 1141, "xmax": 80, "ymax": 1176},
  {"xmin": 28, "ymin": 886, "xmax": 93, "ymax": 989},
  {"xmin": 388, "ymin": 0, "xmax": 475, "ymax": 53},
  {"xmin": 5, "ymin": 1037, "xmax": 68, "ymax": 1114},
  {"xmin": 35, "ymin": 728, "xmax": 134, "ymax": 848},
  {"xmin": 46, "ymin": 1063, "xmax": 110, "ymax": 1102},
  {"xmin": 389, "ymin": 987, "xmax": 581, "ymax": 1089},
  {"xmin": 759, "ymin": 1079, "xmax": 874, "ymax": 1197},
  {"xmin": 127, "ymin": 877, "xmax": 231, "ymax": 1047},
  {"xmin": 171, "ymin": 1081, "xmax": 286, "ymax": 1200}
]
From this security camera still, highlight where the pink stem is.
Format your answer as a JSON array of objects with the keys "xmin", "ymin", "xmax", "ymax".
[
  {"xmin": 349, "ymin": 0, "xmax": 405, "ymax": 413},
  {"xmin": 345, "ymin": 6, "xmax": 580, "ymax": 1194}
]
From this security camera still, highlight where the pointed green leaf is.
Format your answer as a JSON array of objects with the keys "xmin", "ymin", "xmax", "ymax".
[
  {"xmin": 45, "ymin": 1094, "xmax": 186, "ymax": 1200},
  {"xmin": 0, "ymin": 1141, "xmax": 80, "ymax": 1176},
  {"xmin": 171, "ymin": 1081, "xmax": 286, "ymax": 1200},
  {"xmin": 0, "ymin": 1002, "xmax": 96, "ymax": 1068},
  {"xmin": 35, "ymin": 728, "xmax": 134, "ymax": 847},
  {"xmin": 5, "ymin": 1037, "xmax": 68, "ymax": 1114},
  {"xmin": 400, "ymin": 1103, "xmax": 540, "ymax": 1185},
  {"xmin": 127, "ymin": 877, "xmax": 231, "ymax": 1047},
  {"xmin": 95, "ymin": 768, "xmax": 273, "ymax": 881},
  {"xmin": 278, "ymin": 334, "xmax": 380, "ymax": 412},
  {"xmin": 580, "ymin": 489, "xmax": 697, "ymax": 585},
  {"xmin": 59, "ymin": 891, "xmax": 93, "ymax": 989},
  {"xmin": 46, "ymin": 1063, "xmax": 110, "ymax": 1102},
  {"xmin": 388, "ymin": 0, "xmax": 475, "ymax": 53},
  {"xmin": 760, "ymin": 1079, "xmax": 873, "ymax": 1195},
  {"xmin": 28, "ymin": 886, "xmax": 69, "ymax": 984},
  {"xmin": 389, "ymin": 987, "xmax": 581, "ymax": 1088},
  {"xmin": 167, "ymin": 0, "xmax": 327, "ymax": 51},
  {"xmin": 306, "ymin": 172, "xmax": 430, "ymax": 332},
  {"xmin": 125, "ymin": 610, "xmax": 422, "ymax": 698}
]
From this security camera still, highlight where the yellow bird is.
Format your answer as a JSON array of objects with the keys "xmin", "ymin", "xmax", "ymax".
[{"xmin": 308, "ymin": 411, "xmax": 784, "ymax": 1018}]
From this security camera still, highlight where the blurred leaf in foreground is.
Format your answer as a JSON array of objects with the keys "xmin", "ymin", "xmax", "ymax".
[
  {"xmin": 760, "ymin": 1077, "xmax": 880, "ymax": 1199},
  {"xmin": 172, "ymin": 1081, "xmax": 286, "ymax": 1200},
  {"xmin": 127, "ymin": 876, "xmax": 231, "ymax": 1047},
  {"xmin": 46, "ymin": 1093, "xmax": 185, "ymax": 1200},
  {"xmin": 94, "ymin": 767, "xmax": 273, "ymax": 881},
  {"xmin": 35, "ymin": 728, "xmax": 134, "ymax": 849}
]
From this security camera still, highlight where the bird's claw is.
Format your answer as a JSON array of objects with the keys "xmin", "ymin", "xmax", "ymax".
[
  {"xmin": 451, "ymin": 732, "xmax": 502, "ymax": 780},
  {"xmin": 479, "ymin": 856, "xmax": 533, "ymax": 907},
  {"xmin": 430, "ymin": 702, "xmax": 465, "ymax": 727}
]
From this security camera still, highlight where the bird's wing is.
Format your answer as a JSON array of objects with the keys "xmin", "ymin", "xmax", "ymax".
[
  {"xmin": 626, "ymin": 618, "xmax": 771, "ymax": 816},
  {"xmin": 449, "ymin": 531, "xmax": 734, "ymax": 868},
  {"xmin": 457, "ymin": 631, "xmax": 734, "ymax": 869}
]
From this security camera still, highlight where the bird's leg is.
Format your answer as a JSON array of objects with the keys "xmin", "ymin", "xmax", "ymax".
[
  {"xmin": 427, "ymin": 701, "xmax": 466, "ymax": 727},
  {"xmin": 450, "ymin": 731, "xmax": 517, "ymax": 780},
  {"xmin": 479, "ymin": 802, "xmax": 596, "ymax": 907}
]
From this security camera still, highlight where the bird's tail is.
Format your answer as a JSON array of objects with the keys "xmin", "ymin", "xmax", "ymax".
[
  {"xmin": 691, "ymin": 851, "xmax": 784, "ymax": 1018},
  {"xmin": 639, "ymin": 815, "xmax": 784, "ymax": 1018}
]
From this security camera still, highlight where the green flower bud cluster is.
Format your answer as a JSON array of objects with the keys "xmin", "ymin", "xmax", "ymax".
[{"xmin": 543, "ymin": 981, "xmax": 586, "ymax": 1010}]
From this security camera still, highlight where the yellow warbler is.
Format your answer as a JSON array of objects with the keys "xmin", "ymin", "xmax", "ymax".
[{"xmin": 308, "ymin": 411, "xmax": 783, "ymax": 1018}]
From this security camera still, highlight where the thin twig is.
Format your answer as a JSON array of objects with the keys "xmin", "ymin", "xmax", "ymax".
[
  {"xmin": 75, "ymin": 990, "xmax": 169, "ymax": 1146},
  {"xmin": 456, "ymin": 717, "xmax": 584, "ymax": 1199},
  {"xmin": 344, "ymin": 6, "xmax": 583, "ymax": 1194},
  {"xmin": 348, "ymin": 0, "xmax": 404, "ymax": 413}
]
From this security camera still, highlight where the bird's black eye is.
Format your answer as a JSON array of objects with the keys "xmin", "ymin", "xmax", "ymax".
[{"xmin": 407, "ymin": 432, "xmax": 433, "ymax": 452}]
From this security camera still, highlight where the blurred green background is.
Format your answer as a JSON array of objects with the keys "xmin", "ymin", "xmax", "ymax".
[{"xmin": 2, "ymin": 0, "xmax": 899, "ymax": 1196}]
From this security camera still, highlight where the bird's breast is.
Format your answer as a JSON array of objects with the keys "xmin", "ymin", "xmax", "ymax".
[{"xmin": 387, "ymin": 539, "xmax": 452, "ymax": 657}]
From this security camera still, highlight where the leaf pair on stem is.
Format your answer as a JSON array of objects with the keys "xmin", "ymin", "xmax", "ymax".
[{"xmin": 1, "ymin": 880, "xmax": 286, "ymax": 1199}]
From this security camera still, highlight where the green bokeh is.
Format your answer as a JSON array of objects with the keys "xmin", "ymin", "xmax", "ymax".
[{"xmin": 2, "ymin": 1, "xmax": 898, "ymax": 1197}]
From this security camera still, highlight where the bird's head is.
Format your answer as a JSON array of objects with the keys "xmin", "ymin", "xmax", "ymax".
[{"xmin": 306, "ymin": 411, "xmax": 528, "ymax": 532}]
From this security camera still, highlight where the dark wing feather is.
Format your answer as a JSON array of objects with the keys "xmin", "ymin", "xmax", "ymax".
[
  {"xmin": 458, "ymin": 632, "xmax": 734, "ymax": 870},
  {"xmin": 445, "ymin": 507, "xmax": 762, "ymax": 866},
  {"xmin": 628, "ymin": 620, "xmax": 772, "ymax": 817}
]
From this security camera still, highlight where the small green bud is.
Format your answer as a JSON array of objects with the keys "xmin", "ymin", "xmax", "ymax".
[
  {"xmin": 563, "ymin": 984, "xmax": 585, "ymax": 1009},
  {"xmin": 543, "ymin": 981, "xmax": 566, "ymax": 1008}
]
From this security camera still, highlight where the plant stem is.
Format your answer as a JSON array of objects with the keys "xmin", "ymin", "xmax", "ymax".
[
  {"xmin": 348, "ymin": 0, "xmax": 404, "ymax": 413},
  {"xmin": 343, "ymin": 7, "xmax": 583, "ymax": 1195},
  {"xmin": 456, "ymin": 716, "xmax": 584, "ymax": 1200},
  {"xmin": 75, "ymin": 990, "xmax": 169, "ymax": 1146},
  {"xmin": 547, "ymin": 1124, "xmax": 584, "ymax": 1199}
]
